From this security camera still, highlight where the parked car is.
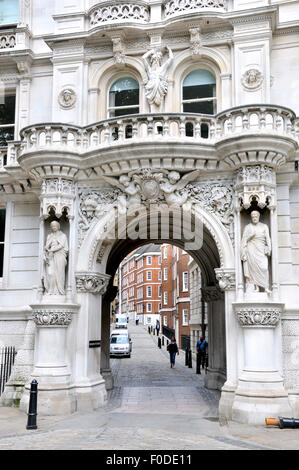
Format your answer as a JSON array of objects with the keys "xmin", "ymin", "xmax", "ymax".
[
  {"xmin": 110, "ymin": 334, "xmax": 131, "ymax": 358},
  {"xmin": 110, "ymin": 329, "xmax": 132, "ymax": 351}
]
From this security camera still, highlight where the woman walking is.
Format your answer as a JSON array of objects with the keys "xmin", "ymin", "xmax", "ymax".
[{"xmin": 167, "ymin": 336, "xmax": 179, "ymax": 368}]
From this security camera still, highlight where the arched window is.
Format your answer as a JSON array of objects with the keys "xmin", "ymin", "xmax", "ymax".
[
  {"xmin": 182, "ymin": 69, "xmax": 216, "ymax": 115},
  {"xmin": 108, "ymin": 77, "xmax": 139, "ymax": 118}
]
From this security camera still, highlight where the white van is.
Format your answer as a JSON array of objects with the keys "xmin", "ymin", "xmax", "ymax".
[
  {"xmin": 115, "ymin": 314, "xmax": 128, "ymax": 329},
  {"xmin": 110, "ymin": 329, "xmax": 132, "ymax": 352}
]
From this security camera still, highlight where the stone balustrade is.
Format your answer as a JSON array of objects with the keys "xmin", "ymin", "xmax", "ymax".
[
  {"xmin": 0, "ymin": 148, "xmax": 7, "ymax": 170},
  {"xmin": 0, "ymin": 33, "xmax": 16, "ymax": 49},
  {"xmin": 163, "ymin": 0, "xmax": 228, "ymax": 18},
  {"xmin": 17, "ymin": 106, "xmax": 296, "ymax": 158},
  {"xmin": 89, "ymin": 1, "xmax": 150, "ymax": 26}
]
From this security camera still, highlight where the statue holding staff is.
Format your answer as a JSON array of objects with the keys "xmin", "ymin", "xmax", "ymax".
[
  {"xmin": 241, "ymin": 210, "xmax": 271, "ymax": 293},
  {"xmin": 44, "ymin": 221, "xmax": 68, "ymax": 295}
]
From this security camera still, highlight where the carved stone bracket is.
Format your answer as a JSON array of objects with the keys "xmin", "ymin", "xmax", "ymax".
[
  {"xmin": 111, "ymin": 37, "xmax": 126, "ymax": 67},
  {"xmin": 215, "ymin": 268, "xmax": 235, "ymax": 291},
  {"xmin": 31, "ymin": 304, "xmax": 79, "ymax": 327},
  {"xmin": 235, "ymin": 164, "xmax": 276, "ymax": 210},
  {"xmin": 41, "ymin": 178, "xmax": 76, "ymax": 219},
  {"xmin": 189, "ymin": 27, "xmax": 201, "ymax": 58},
  {"xmin": 201, "ymin": 285, "xmax": 224, "ymax": 302},
  {"xmin": 234, "ymin": 303, "xmax": 283, "ymax": 328},
  {"xmin": 76, "ymin": 272, "xmax": 111, "ymax": 295}
]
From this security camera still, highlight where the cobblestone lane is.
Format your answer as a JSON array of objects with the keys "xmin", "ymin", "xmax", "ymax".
[{"xmin": 0, "ymin": 323, "xmax": 298, "ymax": 450}]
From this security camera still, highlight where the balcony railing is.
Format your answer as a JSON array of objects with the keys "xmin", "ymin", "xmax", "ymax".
[
  {"xmin": 163, "ymin": 0, "xmax": 228, "ymax": 19},
  {"xmin": 0, "ymin": 32, "xmax": 16, "ymax": 50},
  {"xmin": 0, "ymin": 105, "xmax": 297, "ymax": 171},
  {"xmin": 89, "ymin": 1, "xmax": 150, "ymax": 27}
]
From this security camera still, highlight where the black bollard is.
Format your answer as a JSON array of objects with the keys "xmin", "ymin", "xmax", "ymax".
[
  {"xmin": 26, "ymin": 379, "xmax": 38, "ymax": 430},
  {"xmin": 196, "ymin": 353, "xmax": 201, "ymax": 374},
  {"xmin": 153, "ymin": 328, "xmax": 155, "ymax": 335},
  {"xmin": 279, "ymin": 417, "xmax": 299, "ymax": 429},
  {"xmin": 162, "ymin": 336, "xmax": 164, "ymax": 346},
  {"xmin": 185, "ymin": 347, "xmax": 189, "ymax": 366},
  {"xmin": 158, "ymin": 337, "xmax": 162, "ymax": 349},
  {"xmin": 148, "ymin": 326, "xmax": 150, "ymax": 334},
  {"xmin": 188, "ymin": 349, "xmax": 192, "ymax": 368}
]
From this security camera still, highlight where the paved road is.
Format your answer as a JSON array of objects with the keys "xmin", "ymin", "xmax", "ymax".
[{"xmin": 0, "ymin": 322, "xmax": 298, "ymax": 450}]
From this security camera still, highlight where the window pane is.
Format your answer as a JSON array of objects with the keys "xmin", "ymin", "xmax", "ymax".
[
  {"xmin": 109, "ymin": 77, "xmax": 139, "ymax": 111},
  {"xmin": 0, "ymin": 209, "xmax": 5, "ymax": 242},
  {"xmin": 183, "ymin": 84, "xmax": 216, "ymax": 101},
  {"xmin": 183, "ymin": 100, "xmax": 216, "ymax": 115},
  {"xmin": 0, "ymin": 244, "xmax": 3, "ymax": 277},
  {"xmin": 0, "ymin": 95, "xmax": 16, "ymax": 125},
  {"xmin": 110, "ymin": 107, "xmax": 139, "ymax": 118},
  {"xmin": 0, "ymin": 126, "xmax": 14, "ymax": 145},
  {"xmin": 0, "ymin": 0, "xmax": 19, "ymax": 24}
]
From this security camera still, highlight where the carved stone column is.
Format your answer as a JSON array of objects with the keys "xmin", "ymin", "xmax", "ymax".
[
  {"xmin": 20, "ymin": 302, "xmax": 79, "ymax": 415},
  {"xmin": 101, "ymin": 285, "xmax": 118, "ymax": 391},
  {"xmin": 232, "ymin": 302, "xmax": 292, "ymax": 424},
  {"xmin": 201, "ymin": 286, "xmax": 226, "ymax": 391},
  {"xmin": 74, "ymin": 272, "xmax": 111, "ymax": 411}
]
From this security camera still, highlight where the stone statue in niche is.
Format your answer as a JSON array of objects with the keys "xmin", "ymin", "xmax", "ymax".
[
  {"xmin": 241, "ymin": 211, "xmax": 271, "ymax": 293},
  {"xmin": 142, "ymin": 46, "xmax": 173, "ymax": 110},
  {"xmin": 44, "ymin": 221, "xmax": 68, "ymax": 295}
]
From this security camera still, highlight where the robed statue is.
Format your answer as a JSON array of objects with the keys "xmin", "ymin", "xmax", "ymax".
[
  {"xmin": 241, "ymin": 211, "xmax": 271, "ymax": 293},
  {"xmin": 44, "ymin": 221, "xmax": 68, "ymax": 295}
]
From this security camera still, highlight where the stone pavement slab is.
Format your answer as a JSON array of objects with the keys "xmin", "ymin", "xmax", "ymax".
[{"xmin": 0, "ymin": 322, "xmax": 298, "ymax": 450}]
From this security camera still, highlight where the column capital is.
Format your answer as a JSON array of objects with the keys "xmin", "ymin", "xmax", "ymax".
[
  {"xmin": 215, "ymin": 267, "xmax": 235, "ymax": 291},
  {"xmin": 31, "ymin": 303, "xmax": 79, "ymax": 327},
  {"xmin": 75, "ymin": 272, "xmax": 111, "ymax": 295},
  {"xmin": 233, "ymin": 302, "xmax": 284, "ymax": 328},
  {"xmin": 201, "ymin": 285, "xmax": 224, "ymax": 302}
]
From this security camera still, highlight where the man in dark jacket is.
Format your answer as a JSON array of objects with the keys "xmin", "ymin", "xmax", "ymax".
[
  {"xmin": 167, "ymin": 336, "xmax": 179, "ymax": 368},
  {"xmin": 196, "ymin": 336, "xmax": 208, "ymax": 373}
]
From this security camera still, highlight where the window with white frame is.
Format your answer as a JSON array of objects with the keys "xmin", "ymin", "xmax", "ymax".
[
  {"xmin": 108, "ymin": 77, "xmax": 139, "ymax": 118},
  {"xmin": 0, "ymin": 0, "xmax": 19, "ymax": 24},
  {"xmin": 146, "ymin": 271, "xmax": 152, "ymax": 281},
  {"xmin": 158, "ymin": 255, "xmax": 161, "ymax": 265},
  {"xmin": 0, "ymin": 208, "xmax": 5, "ymax": 277},
  {"xmin": 146, "ymin": 286, "xmax": 152, "ymax": 298},
  {"xmin": 158, "ymin": 270, "xmax": 162, "ymax": 281},
  {"xmin": 146, "ymin": 303, "xmax": 152, "ymax": 312},
  {"xmin": 182, "ymin": 272, "xmax": 189, "ymax": 292},
  {"xmin": 146, "ymin": 316, "xmax": 151, "ymax": 323},
  {"xmin": 158, "ymin": 285, "xmax": 161, "ymax": 297},
  {"xmin": 182, "ymin": 309, "xmax": 189, "ymax": 326},
  {"xmin": 163, "ymin": 246, "xmax": 167, "ymax": 259},
  {"xmin": 0, "ymin": 93, "xmax": 16, "ymax": 146},
  {"xmin": 146, "ymin": 256, "xmax": 152, "ymax": 265},
  {"xmin": 163, "ymin": 291, "xmax": 168, "ymax": 305},
  {"xmin": 163, "ymin": 267, "xmax": 168, "ymax": 281},
  {"xmin": 163, "ymin": 315, "xmax": 167, "ymax": 326},
  {"xmin": 182, "ymin": 69, "xmax": 216, "ymax": 115},
  {"xmin": 137, "ymin": 258, "xmax": 143, "ymax": 268}
]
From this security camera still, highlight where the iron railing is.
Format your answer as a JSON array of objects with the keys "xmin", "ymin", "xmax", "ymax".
[
  {"xmin": 181, "ymin": 334, "xmax": 191, "ymax": 351},
  {"xmin": 162, "ymin": 325, "xmax": 175, "ymax": 340},
  {"xmin": 0, "ymin": 347, "xmax": 17, "ymax": 396}
]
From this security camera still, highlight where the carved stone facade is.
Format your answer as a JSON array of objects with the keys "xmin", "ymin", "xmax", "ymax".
[
  {"xmin": 76, "ymin": 272, "xmax": 111, "ymax": 295},
  {"xmin": 41, "ymin": 178, "xmax": 76, "ymax": 219},
  {"xmin": 235, "ymin": 305, "xmax": 281, "ymax": 327},
  {"xmin": 32, "ymin": 308, "xmax": 73, "ymax": 326}
]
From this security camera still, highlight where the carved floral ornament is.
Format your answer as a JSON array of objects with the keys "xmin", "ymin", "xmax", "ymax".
[
  {"xmin": 32, "ymin": 309, "xmax": 74, "ymax": 326},
  {"xmin": 77, "ymin": 171, "xmax": 235, "ymax": 246},
  {"xmin": 241, "ymin": 68, "xmax": 264, "ymax": 92},
  {"xmin": 235, "ymin": 165, "xmax": 276, "ymax": 210},
  {"xmin": 214, "ymin": 268, "xmax": 235, "ymax": 291},
  {"xmin": 235, "ymin": 306, "xmax": 281, "ymax": 327},
  {"xmin": 76, "ymin": 272, "xmax": 111, "ymax": 295},
  {"xmin": 58, "ymin": 88, "xmax": 76, "ymax": 109}
]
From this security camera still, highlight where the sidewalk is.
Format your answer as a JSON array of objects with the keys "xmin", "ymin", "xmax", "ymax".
[{"xmin": 0, "ymin": 321, "xmax": 298, "ymax": 449}]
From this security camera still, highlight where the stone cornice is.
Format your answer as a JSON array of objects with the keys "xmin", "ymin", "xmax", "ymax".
[
  {"xmin": 76, "ymin": 272, "xmax": 111, "ymax": 294},
  {"xmin": 234, "ymin": 302, "xmax": 284, "ymax": 328},
  {"xmin": 31, "ymin": 303, "xmax": 79, "ymax": 327}
]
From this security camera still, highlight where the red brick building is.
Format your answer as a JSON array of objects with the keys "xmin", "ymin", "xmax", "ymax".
[
  {"xmin": 119, "ymin": 244, "xmax": 162, "ymax": 325},
  {"xmin": 160, "ymin": 244, "xmax": 190, "ymax": 348}
]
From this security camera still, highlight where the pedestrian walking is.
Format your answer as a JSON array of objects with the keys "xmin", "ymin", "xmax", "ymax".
[
  {"xmin": 156, "ymin": 320, "xmax": 160, "ymax": 336},
  {"xmin": 167, "ymin": 336, "xmax": 179, "ymax": 368},
  {"xmin": 135, "ymin": 315, "xmax": 139, "ymax": 326},
  {"xmin": 196, "ymin": 336, "xmax": 208, "ymax": 373}
]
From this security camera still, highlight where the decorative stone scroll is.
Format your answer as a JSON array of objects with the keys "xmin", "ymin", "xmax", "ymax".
[
  {"xmin": 215, "ymin": 268, "xmax": 235, "ymax": 291},
  {"xmin": 41, "ymin": 178, "xmax": 76, "ymax": 218},
  {"xmin": 76, "ymin": 272, "xmax": 111, "ymax": 295},
  {"xmin": 235, "ymin": 306, "xmax": 281, "ymax": 327},
  {"xmin": 32, "ymin": 309, "xmax": 73, "ymax": 326},
  {"xmin": 90, "ymin": 3, "xmax": 150, "ymax": 26},
  {"xmin": 111, "ymin": 37, "xmax": 126, "ymax": 66},
  {"xmin": 189, "ymin": 28, "xmax": 201, "ymax": 58}
]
